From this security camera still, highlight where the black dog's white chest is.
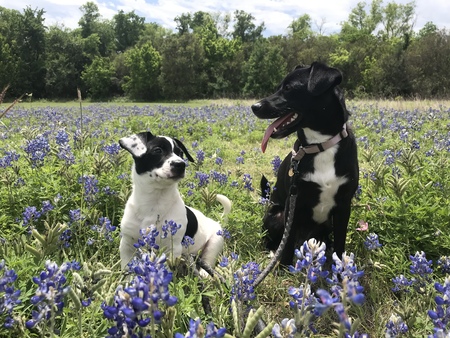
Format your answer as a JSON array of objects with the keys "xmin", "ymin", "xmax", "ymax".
[{"xmin": 301, "ymin": 148, "xmax": 348, "ymax": 223}]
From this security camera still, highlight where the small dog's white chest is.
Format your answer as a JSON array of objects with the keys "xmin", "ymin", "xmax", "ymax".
[{"xmin": 302, "ymin": 147, "xmax": 348, "ymax": 223}]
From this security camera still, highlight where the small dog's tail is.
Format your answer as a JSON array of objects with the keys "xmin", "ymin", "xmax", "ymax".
[{"xmin": 215, "ymin": 194, "xmax": 232, "ymax": 216}]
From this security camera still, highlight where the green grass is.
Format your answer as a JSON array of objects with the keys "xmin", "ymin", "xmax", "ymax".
[{"xmin": 0, "ymin": 100, "xmax": 450, "ymax": 337}]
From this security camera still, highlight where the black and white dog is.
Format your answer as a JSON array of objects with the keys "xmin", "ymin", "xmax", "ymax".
[
  {"xmin": 251, "ymin": 62, "xmax": 359, "ymax": 266},
  {"xmin": 119, "ymin": 131, "xmax": 231, "ymax": 276}
]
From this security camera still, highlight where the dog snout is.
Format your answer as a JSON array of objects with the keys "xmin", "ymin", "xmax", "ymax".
[
  {"xmin": 251, "ymin": 102, "xmax": 262, "ymax": 113},
  {"xmin": 170, "ymin": 160, "xmax": 186, "ymax": 176}
]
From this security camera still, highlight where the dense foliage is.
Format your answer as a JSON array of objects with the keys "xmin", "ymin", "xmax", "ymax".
[
  {"xmin": 1, "ymin": 1, "xmax": 450, "ymax": 101},
  {"xmin": 0, "ymin": 100, "xmax": 450, "ymax": 337}
]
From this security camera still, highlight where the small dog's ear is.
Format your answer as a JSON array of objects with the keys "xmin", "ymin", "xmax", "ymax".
[
  {"xmin": 119, "ymin": 132, "xmax": 153, "ymax": 158},
  {"xmin": 307, "ymin": 62, "xmax": 342, "ymax": 96},
  {"xmin": 173, "ymin": 138, "xmax": 195, "ymax": 163}
]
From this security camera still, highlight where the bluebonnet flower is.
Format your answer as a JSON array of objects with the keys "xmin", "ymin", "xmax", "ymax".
[
  {"xmin": 161, "ymin": 220, "xmax": 181, "ymax": 239},
  {"xmin": 314, "ymin": 288, "xmax": 340, "ymax": 316},
  {"xmin": 102, "ymin": 186, "xmax": 117, "ymax": 195},
  {"xmin": 410, "ymin": 251, "xmax": 433, "ymax": 275},
  {"xmin": 95, "ymin": 216, "xmax": 117, "ymax": 242},
  {"xmin": 242, "ymin": 173, "xmax": 254, "ymax": 191},
  {"xmin": 386, "ymin": 313, "xmax": 408, "ymax": 337},
  {"xmin": 103, "ymin": 252, "xmax": 177, "ymax": 336},
  {"xmin": 218, "ymin": 252, "xmax": 238, "ymax": 268},
  {"xmin": 289, "ymin": 239, "xmax": 328, "ymax": 283},
  {"xmin": 271, "ymin": 156, "xmax": 282, "ymax": 175},
  {"xmin": 57, "ymin": 144, "xmax": 75, "ymax": 165},
  {"xmin": 409, "ymin": 251, "xmax": 433, "ymax": 292},
  {"xmin": 41, "ymin": 200, "xmax": 54, "ymax": 214},
  {"xmin": 117, "ymin": 173, "xmax": 128, "ymax": 180},
  {"xmin": 196, "ymin": 150, "xmax": 205, "ymax": 164},
  {"xmin": 182, "ymin": 236, "xmax": 195, "ymax": 248},
  {"xmin": 195, "ymin": 172, "xmax": 210, "ymax": 187},
  {"xmin": 78, "ymin": 175, "xmax": 99, "ymax": 204},
  {"xmin": 392, "ymin": 275, "xmax": 413, "ymax": 293},
  {"xmin": 236, "ymin": 156, "xmax": 244, "ymax": 164},
  {"xmin": 216, "ymin": 229, "xmax": 231, "ymax": 239},
  {"xmin": 438, "ymin": 256, "xmax": 450, "ymax": 274},
  {"xmin": 230, "ymin": 180, "xmax": 239, "ymax": 188},
  {"xmin": 0, "ymin": 151, "xmax": 20, "ymax": 168},
  {"xmin": 215, "ymin": 157, "xmax": 223, "ymax": 166},
  {"xmin": 22, "ymin": 206, "xmax": 42, "ymax": 229},
  {"xmin": 272, "ymin": 318, "xmax": 297, "ymax": 338},
  {"xmin": 25, "ymin": 261, "xmax": 72, "ymax": 330},
  {"xmin": 0, "ymin": 260, "xmax": 21, "ymax": 329},
  {"xmin": 55, "ymin": 130, "xmax": 69, "ymax": 145},
  {"xmin": 288, "ymin": 284, "xmax": 316, "ymax": 312},
  {"xmin": 210, "ymin": 170, "xmax": 228, "ymax": 185},
  {"xmin": 219, "ymin": 257, "xmax": 229, "ymax": 267},
  {"xmin": 134, "ymin": 225, "xmax": 160, "ymax": 251},
  {"xmin": 314, "ymin": 252, "xmax": 365, "ymax": 332},
  {"xmin": 103, "ymin": 143, "xmax": 121, "ymax": 156},
  {"xmin": 231, "ymin": 262, "xmax": 260, "ymax": 302},
  {"xmin": 176, "ymin": 318, "xmax": 201, "ymax": 338},
  {"xmin": 428, "ymin": 276, "xmax": 450, "ymax": 335},
  {"xmin": 24, "ymin": 134, "xmax": 50, "ymax": 167},
  {"xmin": 411, "ymin": 140, "xmax": 420, "ymax": 150},
  {"xmin": 364, "ymin": 233, "xmax": 382, "ymax": 250},
  {"xmin": 192, "ymin": 141, "xmax": 198, "ymax": 148}
]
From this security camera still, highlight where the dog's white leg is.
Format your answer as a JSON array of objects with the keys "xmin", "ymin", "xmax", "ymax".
[
  {"xmin": 198, "ymin": 235, "xmax": 224, "ymax": 278},
  {"xmin": 119, "ymin": 237, "xmax": 137, "ymax": 270}
]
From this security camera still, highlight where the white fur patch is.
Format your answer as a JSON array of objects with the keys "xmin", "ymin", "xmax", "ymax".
[
  {"xmin": 120, "ymin": 134, "xmax": 147, "ymax": 157},
  {"xmin": 302, "ymin": 129, "xmax": 348, "ymax": 223}
]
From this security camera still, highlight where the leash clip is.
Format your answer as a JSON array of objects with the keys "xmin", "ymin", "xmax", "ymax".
[{"xmin": 289, "ymin": 159, "xmax": 299, "ymax": 177}]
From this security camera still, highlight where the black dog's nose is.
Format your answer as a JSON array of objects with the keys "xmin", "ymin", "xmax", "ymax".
[{"xmin": 251, "ymin": 102, "xmax": 262, "ymax": 112}]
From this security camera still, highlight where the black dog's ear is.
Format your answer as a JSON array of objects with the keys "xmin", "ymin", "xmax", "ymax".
[
  {"xmin": 119, "ymin": 131, "xmax": 154, "ymax": 158},
  {"xmin": 307, "ymin": 62, "xmax": 342, "ymax": 96},
  {"xmin": 173, "ymin": 138, "xmax": 195, "ymax": 163}
]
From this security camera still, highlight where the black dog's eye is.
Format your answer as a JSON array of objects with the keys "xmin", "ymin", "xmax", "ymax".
[
  {"xmin": 152, "ymin": 147, "xmax": 163, "ymax": 154},
  {"xmin": 284, "ymin": 84, "xmax": 292, "ymax": 92}
]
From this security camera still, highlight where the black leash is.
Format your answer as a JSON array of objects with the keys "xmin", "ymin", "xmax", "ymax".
[{"xmin": 252, "ymin": 159, "xmax": 300, "ymax": 288}]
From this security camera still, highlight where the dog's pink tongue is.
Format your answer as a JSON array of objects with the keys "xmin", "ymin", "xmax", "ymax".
[{"xmin": 261, "ymin": 113, "xmax": 294, "ymax": 153}]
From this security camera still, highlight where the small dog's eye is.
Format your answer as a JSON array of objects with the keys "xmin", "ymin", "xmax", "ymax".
[
  {"xmin": 152, "ymin": 147, "xmax": 163, "ymax": 154},
  {"xmin": 284, "ymin": 84, "xmax": 292, "ymax": 92}
]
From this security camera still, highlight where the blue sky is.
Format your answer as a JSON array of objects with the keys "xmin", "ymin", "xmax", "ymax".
[{"xmin": 0, "ymin": 0, "xmax": 449, "ymax": 36}]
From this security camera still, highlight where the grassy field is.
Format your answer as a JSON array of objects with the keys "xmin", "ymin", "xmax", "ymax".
[{"xmin": 1, "ymin": 99, "xmax": 450, "ymax": 337}]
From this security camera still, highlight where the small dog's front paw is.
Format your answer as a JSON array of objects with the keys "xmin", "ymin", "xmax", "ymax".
[{"xmin": 198, "ymin": 268, "xmax": 211, "ymax": 278}]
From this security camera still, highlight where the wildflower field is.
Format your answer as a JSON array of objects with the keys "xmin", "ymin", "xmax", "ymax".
[{"xmin": 1, "ymin": 100, "xmax": 450, "ymax": 337}]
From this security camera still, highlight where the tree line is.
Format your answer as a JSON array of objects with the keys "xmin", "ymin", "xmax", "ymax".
[{"xmin": 1, "ymin": 0, "xmax": 449, "ymax": 101}]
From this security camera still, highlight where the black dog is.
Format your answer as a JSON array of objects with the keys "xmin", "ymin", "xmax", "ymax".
[{"xmin": 251, "ymin": 62, "xmax": 359, "ymax": 266}]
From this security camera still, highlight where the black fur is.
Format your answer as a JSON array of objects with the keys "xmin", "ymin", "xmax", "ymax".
[{"xmin": 252, "ymin": 62, "xmax": 359, "ymax": 266}]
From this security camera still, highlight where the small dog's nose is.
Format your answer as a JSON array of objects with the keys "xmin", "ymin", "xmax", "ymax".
[
  {"xmin": 251, "ymin": 102, "xmax": 262, "ymax": 112},
  {"xmin": 171, "ymin": 161, "xmax": 186, "ymax": 170}
]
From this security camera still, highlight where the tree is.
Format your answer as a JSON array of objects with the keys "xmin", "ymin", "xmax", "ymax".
[
  {"xmin": 0, "ymin": 7, "xmax": 22, "ymax": 96},
  {"xmin": 405, "ymin": 29, "xmax": 450, "ymax": 97},
  {"xmin": 380, "ymin": 1, "xmax": 415, "ymax": 43},
  {"xmin": 82, "ymin": 56, "xmax": 115, "ymax": 99},
  {"xmin": 113, "ymin": 10, "xmax": 145, "ymax": 52},
  {"xmin": 288, "ymin": 14, "xmax": 313, "ymax": 41},
  {"xmin": 16, "ymin": 6, "xmax": 47, "ymax": 98},
  {"xmin": 79, "ymin": 2, "xmax": 100, "ymax": 38},
  {"xmin": 122, "ymin": 42, "xmax": 162, "ymax": 100},
  {"xmin": 242, "ymin": 39, "xmax": 286, "ymax": 97},
  {"xmin": 45, "ymin": 25, "xmax": 86, "ymax": 98},
  {"xmin": 340, "ymin": 0, "xmax": 383, "ymax": 42},
  {"xmin": 159, "ymin": 33, "xmax": 207, "ymax": 100},
  {"xmin": 232, "ymin": 10, "xmax": 265, "ymax": 43}
]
